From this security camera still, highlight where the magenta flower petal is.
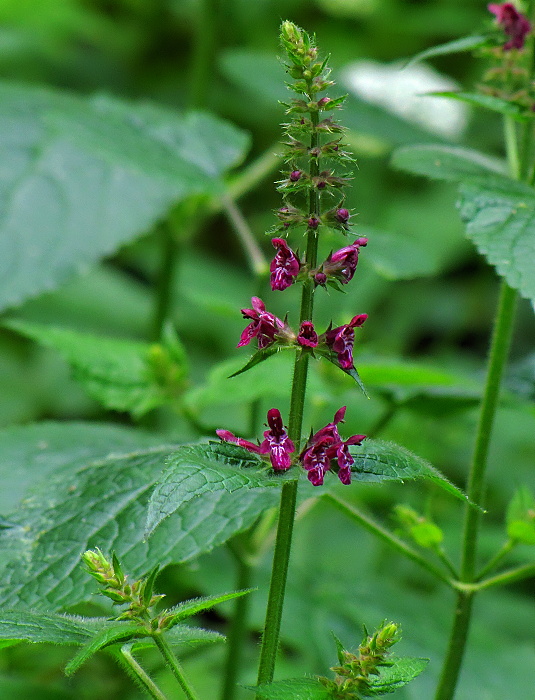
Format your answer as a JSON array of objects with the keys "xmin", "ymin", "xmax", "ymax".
[
  {"xmin": 259, "ymin": 408, "xmax": 296, "ymax": 471},
  {"xmin": 297, "ymin": 320, "xmax": 319, "ymax": 347},
  {"xmin": 215, "ymin": 430, "xmax": 264, "ymax": 454},
  {"xmin": 237, "ymin": 297, "xmax": 285, "ymax": 349},
  {"xmin": 270, "ymin": 238, "xmax": 300, "ymax": 291},
  {"xmin": 489, "ymin": 2, "xmax": 531, "ymax": 49},
  {"xmin": 324, "ymin": 314, "xmax": 367, "ymax": 369}
]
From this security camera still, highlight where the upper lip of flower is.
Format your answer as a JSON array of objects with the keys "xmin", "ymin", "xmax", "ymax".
[{"xmin": 237, "ymin": 297, "xmax": 286, "ymax": 349}]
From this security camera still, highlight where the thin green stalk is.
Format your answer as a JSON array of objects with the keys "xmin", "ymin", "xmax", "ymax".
[
  {"xmin": 476, "ymin": 562, "xmax": 535, "ymax": 591},
  {"xmin": 475, "ymin": 539, "xmax": 514, "ymax": 581},
  {"xmin": 221, "ymin": 546, "xmax": 253, "ymax": 700},
  {"xmin": 434, "ymin": 279, "xmax": 518, "ymax": 700},
  {"xmin": 153, "ymin": 223, "xmax": 179, "ymax": 341},
  {"xmin": 188, "ymin": 0, "xmax": 217, "ymax": 109},
  {"xmin": 152, "ymin": 633, "xmax": 199, "ymax": 700},
  {"xmin": 221, "ymin": 195, "xmax": 269, "ymax": 277},
  {"xmin": 325, "ymin": 494, "xmax": 454, "ymax": 586},
  {"xmin": 119, "ymin": 644, "xmax": 169, "ymax": 700}
]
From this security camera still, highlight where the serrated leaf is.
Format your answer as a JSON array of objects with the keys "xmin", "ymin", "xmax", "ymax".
[
  {"xmin": 65, "ymin": 623, "xmax": 145, "ymax": 676},
  {"xmin": 0, "ymin": 420, "xmax": 162, "ymax": 514},
  {"xmin": 391, "ymin": 144, "xmax": 507, "ymax": 183},
  {"xmin": 349, "ymin": 439, "xmax": 475, "ymax": 506},
  {"xmin": 163, "ymin": 589, "xmax": 252, "ymax": 628},
  {"xmin": 0, "ymin": 611, "xmax": 114, "ymax": 645},
  {"xmin": 249, "ymin": 678, "xmax": 330, "ymax": 700},
  {"xmin": 4, "ymin": 319, "xmax": 188, "ymax": 417},
  {"xmin": 131, "ymin": 624, "xmax": 224, "ymax": 653},
  {"xmin": 457, "ymin": 179, "xmax": 535, "ymax": 303},
  {"xmin": 367, "ymin": 656, "xmax": 428, "ymax": 694},
  {"xmin": 0, "ymin": 429, "xmax": 282, "ymax": 610},
  {"xmin": 428, "ymin": 91, "xmax": 531, "ymax": 122},
  {"xmin": 0, "ymin": 82, "xmax": 249, "ymax": 311},
  {"xmin": 404, "ymin": 34, "xmax": 490, "ymax": 67},
  {"xmin": 145, "ymin": 443, "xmax": 286, "ymax": 537}
]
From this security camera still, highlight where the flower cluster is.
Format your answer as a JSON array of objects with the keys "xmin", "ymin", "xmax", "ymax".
[
  {"xmin": 217, "ymin": 407, "xmax": 365, "ymax": 486},
  {"xmin": 236, "ymin": 296, "xmax": 367, "ymax": 372},
  {"xmin": 489, "ymin": 2, "xmax": 531, "ymax": 50},
  {"xmin": 216, "ymin": 22, "xmax": 368, "ymax": 487}
]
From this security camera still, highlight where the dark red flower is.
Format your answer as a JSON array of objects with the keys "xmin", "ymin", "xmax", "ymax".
[
  {"xmin": 299, "ymin": 406, "xmax": 366, "ymax": 485},
  {"xmin": 217, "ymin": 408, "xmax": 295, "ymax": 472},
  {"xmin": 270, "ymin": 238, "xmax": 300, "ymax": 291},
  {"xmin": 238, "ymin": 297, "xmax": 285, "ymax": 349},
  {"xmin": 297, "ymin": 320, "xmax": 318, "ymax": 347},
  {"xmin": 320, "ymin": 237, "xmax": 368, "ymax": 285},
  {"xmin": 489, "ymin": 3, "xmax": 531, "ymax": 49},
  {"xmin": 324, "ymin": 314, "xmax": 368, "ymax": 369}
]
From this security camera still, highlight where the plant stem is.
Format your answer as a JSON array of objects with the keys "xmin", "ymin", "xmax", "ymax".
[
  {"xmin": 119, "ymin": 644, "xmax": 169, "ymax": 700},
  {"xmin": 221, "ymin": 194, "xmax": 269, "ymax": 277},
  {"xmin": 475, "ymin": 539, "xmax": 514, "ymax": 581},
  {"xmin": 152, "ymin": 633, "xmax": 199, "ymax": 700},
  {"xmin": 187, "ymin": 0, "xmax": 217, "ymax": 109},
  {"xmin": 221, "ymin": 547, "xmax": 253, "ymax": 700},
  {"xmin": 434, "ymin": 279, "xmax": 518, "ymax": 700},
  {"xmin": 325, "ymin": 494, "xmax": 454, "ymax": 586},
  {"xmin": 255, "ymin": 85, "xmax": 321, "ymax": 693},
  {"xmin": 476, "ymin": 561, "xmax": 535, "ymax": 591},
  {"xmin": 153, "ymin": 222, "xmax": 179, "ymax": 341}
]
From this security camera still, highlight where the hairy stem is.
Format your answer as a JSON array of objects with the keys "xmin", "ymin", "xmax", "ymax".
[
  {"xmin": 221, "ymin": 547, "xmax": 253, "ymax": 700},
  {"xmin": 119, "ymin": 645, "xmax": 169, "ymax": 700},
  {"xmin": 152, "ymin": 633, "xmax": 199, "ymax": 700}
]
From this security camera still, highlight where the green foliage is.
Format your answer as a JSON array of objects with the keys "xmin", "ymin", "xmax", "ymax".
[
  {"xmin": 428, "ymin": 91, "xmax": 532, "ymax": 121},
  {"xmin": 4, "ymin": 319, "xmax": 188, "ymax": 417},
  {"xmin": 404, "ymin": 35, "xmax": 491, "ymax": 67},
  {"xmin": 251, "ymin": 678, "xmax": 331, "ymax": 699},
  {"xmin": 506, "ymin": 486, "xmax": 535, "ymax": 545},
  {"xmin": 0, "ymin": 83, "xmax": 249, "ymax": 311}
]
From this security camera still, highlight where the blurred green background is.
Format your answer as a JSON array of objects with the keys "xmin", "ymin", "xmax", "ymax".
[{"xmin": 0, "ymin": 0, "xmax": 533, "ymax": 698}]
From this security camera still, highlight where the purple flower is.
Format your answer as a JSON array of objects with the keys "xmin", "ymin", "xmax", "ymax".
[
  {"xmin": 270, "ymin": 238, "xmax": 300, "ymax": 291},
  {"xmin": 334, "ymin": 208, "xmax": 350, "ymax": 224},
  {"xmin": 297, "ymin": 320, "xmax": 318, "ymax": 347},
  {"xmin": 217, "ymin": 408, "xmax": 295, "ymax": 472},
  {"xmin": 324, "ymin": 314, "xmax": 368, "ymax": 369},
  {"xmin": 320, "ymin": 237, "xmax": 368, "ymax": 285},
  {"xmin": 238, "ymin": 297, "xmax": 285, "ymax": 349},
  {"xmin": 299, "ymin": 406, "xmax": 366, "ymax": 485},
  {"xmin": 489, "ymin": 3, "xmax": 531, "ymax": 49},
  {"xmin": 289, "ymin": 170, "xmax": 302, "ymax": 182}
]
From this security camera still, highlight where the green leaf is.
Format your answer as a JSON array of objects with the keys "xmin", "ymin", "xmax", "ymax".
[
  {"xmin": 427, "ymin": 91, "xmax": 531, "ymax": 122},
  {"xmin": 162, "ymin": 589, "xmax": 252, "ymax": 628},
  {"xmin": 0, "ymin": 82, "xmax": 249, "ymax": 312},
  {"xmin": 316, "ymin": 349, "xmax": 368, "ymax": 396},
  {"xmin": 0, "ymin": 429, "xmax": 282, "ymax": 610},
  {"xmin": 404, "ymin": 34, "xmax": 491, "ymax": 67},
  {"xmin": 457, "ymin": 179, "xmax": 535, "ymax": 303},
  {"xmin": 229, "ymin": 345, "xmax": 290, "ymax": 378},
  {"xmin": 3, "ymin": 319, "xmax": 188, "ymax": 417},
  {"xmin": 249, "ymin": 678, "xmax": 330, "ymax": 700},
  {"xmin": 0, "ymin": 420, "xmax": 162, "ymax": 514},
  {"xmin": 141, "ymin": 564, "xmax": 160, "ymax": 608},
  {"xmin": 145, "ymin": 443, "xmax": 287, "ymax": 537},
  {"xmin": 0, "ymin": 611, "xmax": 115, "ymax": 645},
  {"xmin": 506, "ymin": 486, "xmax": 535, "ymax": 545},
  {"xmin": 65, "ymin": 623, "xmax": 145, "ymax": 676},
  {"xmin": 391, "ymin": 144, "xmax": 507, "ymax": 183},
  {"xmin": 349, "ymin": 439, "xmax": 474, "ymax": 506},
  {"xmin": 367, "ymin": 656, "xmax": 428, "ymax": 694},
  {"xmin": 360, "ymin": 227, "xmax": 438, "ymax": 280}
]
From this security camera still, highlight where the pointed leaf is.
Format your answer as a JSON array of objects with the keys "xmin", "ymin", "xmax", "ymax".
[
  {"xmin": 0, "ymin": 611, "xmax": 115, "ymax": 646},
  {"xmin": 146, "ymin": 443, "xmax": 286, "ymax": 537},
  {"xmin": 163, "ymin": 589, "xmax": 253, "ymax": 628},
  {"xmin": 65, "ymin": 623, "xmax": 145, "ymax": 676},
  {"xmin": 367, "ymin": 656, "xmax": 429, "ymax": 694},
  {"xmin": 316, "ymin": 349, "xmax": 368, "ymax": 396},
  {"xmin": 142, "ymin": 565, "xmax": 160, "ymax": 608},
  {"xmin": 457, "ymin": 179, "xmax": 535, "ymax": 303},
  {"xmin": 249, "ymin": 678, "xmax": 330, "ymax": 700},
  {"xmin": 428, "ymin": 91, "xmax": 531, "ymax": 122},
  {"xmin": 349, "ymin": 439, "xmax": 475, "ymax": 506},
  {"xmin": 391, "ymin": 144, "xmax": 507, "ymax": 183},
  {"xmin": 404, "ymin": 35, "xmax": 490, "ymax": 67},
  {"xmin": 229, "ymin": 345, "xmax": 293, "ymax": 378},
  {"xmin": 130, "ymin": 624, "xmax": 224, "ymax": 653},
  {"xmin": 0, "ymin": 430, "xmax": 282, "ymax": 610},
  {"xmin": 0, "ymin": 82, "xmax": 249, "ymax": 312},
  {"xmin": 4, "ymin": 319, "xmax": 187, "ymax": 417}
]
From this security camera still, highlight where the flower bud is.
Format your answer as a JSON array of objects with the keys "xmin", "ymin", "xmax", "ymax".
[
  {"xmin": 307, "ymin": 216, "xmax": 320, "ymax": 229},
  {"xmin": 289, "ymin": 170, "xmax": 302, "ymax": 181},
  {"xmin": 335, "ymin": 208, "xmax": 350, "ymax": 223}
]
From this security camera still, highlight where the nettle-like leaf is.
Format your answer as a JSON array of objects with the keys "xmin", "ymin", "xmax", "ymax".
[
  {"xmin": 0, "ymin": 429, "xmax": 281, "ymax": 610},
  {"xmin": 366, "ymin": 656, "xmax": 429, "ymax": 694},
  {"xmin": 162, "ymin": 589, "xmax": 252, "ymax": 629},
  {"xmin": 0, "ymin": 611, "xmax": 115, "ymax": 646},
  {"xmin": 0, "ymin": 82, "xmax": 250, "ymax": 312},
  {"xmin": 250, "ymin": 678, "xmax": 331, "ymax": 700},
  {"xmin": 65, "ymin": 623, "xmax": 145, "ymax": 676},
  {"xmin": 145, "ymin": 443, "xmax": 288, "ymax": 537},
  {"xmin": 392, "ymin": 144, "xmax": 535, "ymax": 303},
  {"xmin": 349, "ymin": 439, "xmax": 472, "ymax": 506},
  {"xmin": 4, "ymin": 319, "xmax": 188, "ymax": 417}
]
